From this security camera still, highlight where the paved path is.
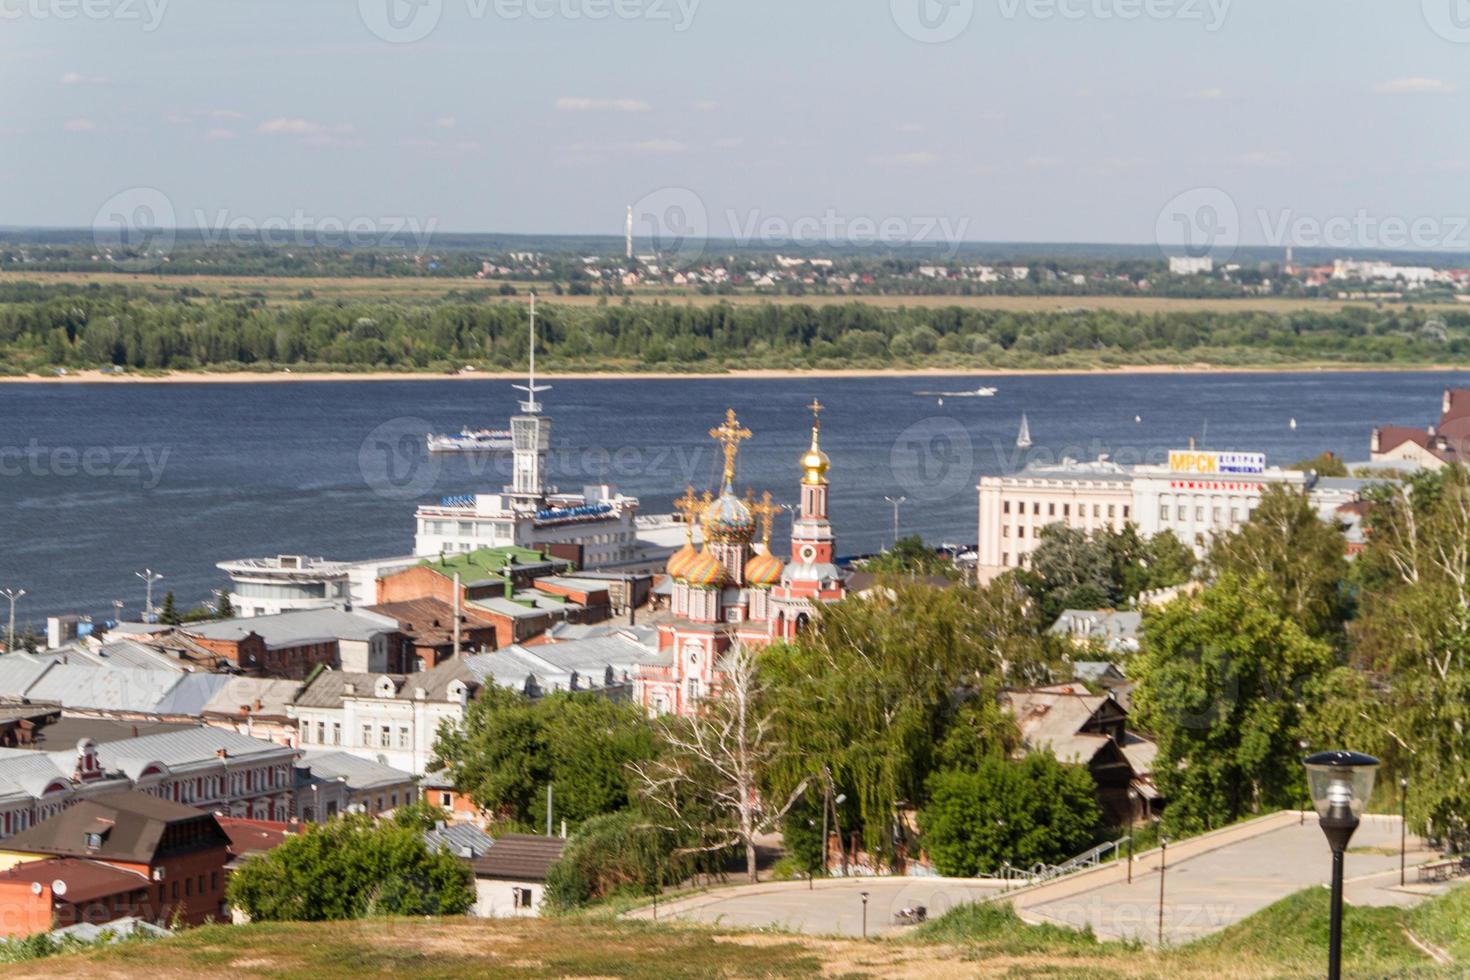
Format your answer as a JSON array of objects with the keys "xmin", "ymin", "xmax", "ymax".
[
  {"xmin": 1017, "ymin": 813, "xmax": 1444, "ymax": 945},
  {"xmin": 630, "ymin": 876, "xmax": 1007, "ymax": 937}
]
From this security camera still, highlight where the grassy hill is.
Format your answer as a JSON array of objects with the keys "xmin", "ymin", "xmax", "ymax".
[{"xmin": 11, "ymin": 885, "xmax": 1467, "ymax": 978}]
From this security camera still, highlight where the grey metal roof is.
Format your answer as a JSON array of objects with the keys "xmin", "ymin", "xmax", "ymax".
[
  {"xmin": 0, "ymin": 656, "xmax": 56, "ymax": 699},
  {"xmin": 25, "ymin": 666, "xmax": 184, "ymax": 714},
  {"xmin": 153, "ymin": 673, "xmax": 235, "ymax": 715},
  {"xmin": 424, "ymin": 821, "xmax": 495, "ymax": 859},
  {"xmin": 293, "ymin": 670, "xmax": 402, "ymax": 709},
  {"xmin": 201, "ymin": 677, "xmax": 304, "ymax": 718},
  {"xmin": 463, "ymin": 635, "xmax": 665, "ymax": 696},
  {"xmin": 186, "ymin": 609, "xmax": 399, "ymax": 648},
  {"xmin": 92, "ymin": 727, "xmax": 292, "ymax": 779},
  {"xmin": 300, "ymin": 750, "xmax": 415, "ymax": 791},
  {"xmin": 36, "ymin": 639, "xmax": 183, "ymax": 672}
]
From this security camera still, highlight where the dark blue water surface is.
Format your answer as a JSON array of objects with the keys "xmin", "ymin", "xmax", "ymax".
[{"xmin": 3, "ymin": 371, "xmax": 1466, "ymax": 622}]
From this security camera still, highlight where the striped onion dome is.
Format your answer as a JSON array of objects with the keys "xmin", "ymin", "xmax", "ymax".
[
  {"xmin": 683, "ymin": 548, "xmax": 726, "ymax": 588},
  {"xmin": 666, "ymin": 541, "xmax": 699, "ymax": 579},
  {"xmin": 744, "ymin": 548, "xmax": 784, "ymax": 587}
]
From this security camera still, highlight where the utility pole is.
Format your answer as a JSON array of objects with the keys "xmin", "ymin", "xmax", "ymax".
[
  {"xmin": 0, "ymin": 588, "xmax": 24, "ymax": 653},
  {"xmin": 135, "ymin": 569, "xmax": 163, "ymax": 623},
  {"xmin": 546, "ymin": 784, "xmax": 553, "ymax": 837},
  {"xmin": 883, "ymin": 496, "xmax": 906, "ymax": 548}
]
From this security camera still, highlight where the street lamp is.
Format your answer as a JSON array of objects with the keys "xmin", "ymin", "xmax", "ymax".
[
  {"xmin": 1305, "ymin": 750, "xmax": 1380, "ymax": 980},
  {"xmin": 135, "ymin": 569, "xmax": 163, "ymax": 622},
  {"xmin": 883, "ymin": 496, "xmax": 906, "ymax": 548},
  {"xmin": 0, "ymin": 588, "xmax": 25, "ymax": 653},
  {"xmin": 1400, "ymin": 775, "xmax": 1409, "ymax": 887},
  {"xmin": 1127, "ymin": 788, "xmax": 1138, "ymax": 884},
  {"xmin": 1157, "ymin": 835, "xmax": 1169, "ymax": 946},
  {"xmin": 860, "ymin": 891, "xmax": 869, "ymax": 939}
]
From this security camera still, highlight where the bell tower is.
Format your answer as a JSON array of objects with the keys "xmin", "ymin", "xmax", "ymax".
[{"xmin": 789, "ymin": 399, "xmax": 834, "ymax": 568}]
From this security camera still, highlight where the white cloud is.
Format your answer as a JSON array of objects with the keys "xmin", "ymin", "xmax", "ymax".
[
  {"xmin": 63, "ymin": 118, "xmax": 96, "ymax": 132},
  {"xmin": 874, "ymin": 151, "xmax": 939, "ymax": 167},
  {"xmin": 1024, "ymin": 154, "xmax": 1064, "ymax": 169},
  {"xmin": 1232, "ymin": 149, "xmax": 1290, "ymax": 168},
  {"xmin": 433, "ymin": 116, "xmax": 456, "ymax": 129},
  {"xmin": 258, "ymin": 117, "xmax": 320, "ymax": 135},
  {"xmin": 204, "ymin": 128, "xmax": 235, "ymax": 141},
  {"xmin": 691, "ymin": 99, "xmax": 719, "ymax": 111},
  {"xmin": 211, "ymin": 109, "xmax": 245, "ymax": 120},
  {"xmin": 555, "ymin": 97, "xmax": 650, "ymax": 113},
  {"xmin": 1184, "ymin": 87, "xmax": 1224, "ymax": 100},
  {"xmin": 60, "ymin": 71, "xmax": 107, "ymax": 85},
  {"xmin": 1372, "ymin": 77, "xmax": 1454, "ymax": 95}
]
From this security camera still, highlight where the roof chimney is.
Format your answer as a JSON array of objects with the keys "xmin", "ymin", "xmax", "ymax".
[{"xmin": 216, "ymin": 748, "xmax": 229, "ymax": 759}]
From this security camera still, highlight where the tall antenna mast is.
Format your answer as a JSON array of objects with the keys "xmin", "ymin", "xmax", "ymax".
[
  {"xmin": 514, "ymin": 291, "xmax": 551, "ymax": 414},
  {"xmin": 625, "ymin": 205, "xmax": 634, "ymax": 260}
]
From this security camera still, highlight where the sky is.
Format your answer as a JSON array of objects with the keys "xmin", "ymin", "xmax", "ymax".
[{"xmin": 4, "ymin": 0, "xmax": 1470, "ymax": 251}]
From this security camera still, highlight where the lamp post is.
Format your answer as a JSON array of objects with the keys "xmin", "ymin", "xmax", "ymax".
[
  {"xmin": 1305, "ymin": 750, "xmax": 1380, "ymax": 980},
  {"xmin": 0, "ymin": 588, "xmax": 24, "ymax": 654},
  {"xmin": 1399, "ymin": 775, "xmax": 1409, "ymax": 887},
  {"xmin": 860, "ymin": 891, "xmax": 869, "ymax": 939},
  {"xmin": 1127, "ymin": 788, "xmax": 1138, "ymax": 884},
  {"xmin": 135, "ymin": 569, "xmax": 163, "ymax": 622},
  {"xmin": 883, "ymin": 496, "xmax": 906, "ymax": 548},
  {"xmin": 1157, "ymin": 835, "xmax": 1169, "ymax": 946}
]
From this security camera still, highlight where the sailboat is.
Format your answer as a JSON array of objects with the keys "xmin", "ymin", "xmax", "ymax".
[{"xmin": 1016, "ymin": 413, "xmax": 1033, "ymax": 449}]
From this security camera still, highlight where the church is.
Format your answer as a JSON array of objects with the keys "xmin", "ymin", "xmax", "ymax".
[{"xmin": 636, "ymin": 403, "xmax": 846, "ymax": 717}]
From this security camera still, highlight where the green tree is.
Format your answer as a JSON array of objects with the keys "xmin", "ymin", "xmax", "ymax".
[
  {"xmin": 1290, "ymin": 451, "xmax": 1349, "ymax": 478},
  {"xmin": 158, "ymin": 591, "xmax": 181, "ymax": 626},
  {"xmin": 543, "ymin": 810, "xmax": 684, "ymax": 911},
  {"xmin": 226, "ymin": 814, "xmax": 473, "ymax": 921},
  {"xmin": 861, "ymin": 535, "xmax": 958, "ymax": 579},
  {"xmin": 1206, "ymin": 486, "xmax": 1350, "ymax": 642},
  {"xmin": 918, "ymin": 754, "xmax": 1101, "ymax": 876},
  {"xmin": 215, "ymin": 592, "xmax": 235, "ymax": 618},
  {"xmin": 1132, "ymin": 574, "xmax": 1336, "ymax": 834}
]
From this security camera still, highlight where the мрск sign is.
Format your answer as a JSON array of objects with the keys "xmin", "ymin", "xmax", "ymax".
[{"xmin": 1168, "ymin": 450, "xmax": 1267, "ymax": 476}]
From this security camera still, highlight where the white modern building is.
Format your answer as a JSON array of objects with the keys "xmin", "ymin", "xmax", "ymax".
[
  {"xmin": 977, "ymin": 449, "xmax": 1361, "ymax": 580},
  {"xmin": 217, "ymin": 554, "xmax": 423, "ymax": 618}
]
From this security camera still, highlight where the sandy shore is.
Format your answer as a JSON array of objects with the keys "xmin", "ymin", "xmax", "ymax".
[{"xmin": 4, "ymin": 363, "xmax": 1470, "ymax": 384}]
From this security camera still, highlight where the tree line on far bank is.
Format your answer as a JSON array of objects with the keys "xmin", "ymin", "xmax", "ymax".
[{"xmin": 4, "ymin": 283, "xmax": 1470, "ymax": 374}]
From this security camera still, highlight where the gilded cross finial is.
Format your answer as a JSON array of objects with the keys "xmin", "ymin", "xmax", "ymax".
[
  {"xmin": 674, "ymin": 486, "xmax": 703, "ymax": 543},
  {"xmin": 709, "ymin": 409, "xmax": 752, "ymax": 486},
  {"xmin": 808, "ymin": 398, "xmax": 824, "ymax": 429},
  {"xmin": 750, "ymin": 491, "xmax": 781, "ymax": 547}
]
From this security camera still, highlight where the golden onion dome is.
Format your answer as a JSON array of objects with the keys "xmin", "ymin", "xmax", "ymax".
[
  {"xmin": 666, "ymin": 542, "xmax": 699, "ymax": 580},
  {"xmin": 801, "ymin": 438, "xmax": 830, "ymax": 486},
  {"xmin": 744, "ymin": 548, "xmax": 784, "ymax": 587},
  {"xmin": 684, "ymin": 548, "xmax": 726, "ymax": 588}
]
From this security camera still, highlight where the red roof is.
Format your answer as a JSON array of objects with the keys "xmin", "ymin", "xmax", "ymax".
[
  {"xmin": 1376, "ymin": 425, "xmax": 1431, "ymax": 452},
  {"xmin": 217, "ymin": 817, "xmax": 300, "ymax": 857},
  {"xmin": 1442, "ymin": 389, "xmax": 1470, "ymax": 426},
  {"xmin": 0, "ymin": 858, "xmax": 148, "ymax": 905}
]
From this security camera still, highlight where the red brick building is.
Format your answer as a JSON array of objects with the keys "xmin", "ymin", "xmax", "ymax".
[{"xmin": 0, "ymin": 791, "xmax": 232, "ymax": 930}]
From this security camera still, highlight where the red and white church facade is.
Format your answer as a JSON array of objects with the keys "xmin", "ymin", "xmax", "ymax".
[{"xmin": 636, "ymin": 403, "xmax": 847, "ymax": 717}]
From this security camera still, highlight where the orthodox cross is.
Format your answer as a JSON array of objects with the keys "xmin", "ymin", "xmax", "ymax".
[
  {"xmin": 674, "ymin": 486, "xmax": 703, "ymax": 543},
  {"xmin": 709, "ymin": 409, "xmax": 752, "ymax": 486},
  {"xmin": 750, "ymin": 490, "xmax": 782, "ymax": 546}
]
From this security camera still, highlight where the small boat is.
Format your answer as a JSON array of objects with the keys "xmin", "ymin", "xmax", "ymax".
[
  {"xmin": 426, "ymin": 428, "xmax": 514, "ymax": 454},
  {"xmin": 1016, "ymin": 413, "xmax": 1033, "ymax": 449},
  {"xmin": 1134, "ymin": 415, "xmax": 1142, "ymax": 424},
  {"xmin": 915, "ymin": 386, "xmax": 998, "ymax": 398},
  {"xmin": 1290, "ymin": 418, "xmax": 1298, "ymax": 430}
]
